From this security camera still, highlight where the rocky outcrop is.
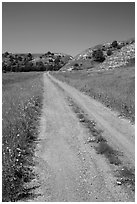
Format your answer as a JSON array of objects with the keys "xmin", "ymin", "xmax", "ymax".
[
  {"xmin": 61, "ymin": 38, "xmax": 135, "ymax": 72},
  {"xmin": 97, "ymin": 43, "xmax": 135, "ymax": 70}
]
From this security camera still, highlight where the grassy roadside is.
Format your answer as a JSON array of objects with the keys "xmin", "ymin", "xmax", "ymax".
[
  {"xmin": 67, "ymin": 97, "xmax": 135, "ymax": 191},
  {"xmin": 52, "ymin": 66, "xmax": 135, "ymax": 122},
  {"xmin": 2, "ymin": 72, "xmax": 43, "ymax": 201}
]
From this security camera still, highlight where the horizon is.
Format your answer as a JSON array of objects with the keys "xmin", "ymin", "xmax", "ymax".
[
  {"xmin": 2, "ymin": 36, "xmax": 135, "ymax": 57},
  {"xmin": 2, "ymin": 2, "xmax": 135, "ymax": 56}
]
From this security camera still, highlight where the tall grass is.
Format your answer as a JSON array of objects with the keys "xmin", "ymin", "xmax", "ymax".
[
  {"xmin": 53, "ymin": 66, "xmax": 135, "ymax": 122},
  {"xmin": 67, "ymin": 97, "xmax": 135, "ymax": 191},
  {"xmin": 2, "ymin": 72, "xmax": 43, "ymax": 201}
]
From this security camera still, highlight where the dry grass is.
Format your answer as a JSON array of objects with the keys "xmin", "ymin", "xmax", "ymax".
[
  {"xmin": 67, "ymin": 97, "xmax": 121, "ymax": 166},
  {"xmin": 53, "ymin": 66, "xmax": 135, "ymax": 122},
  {"xmin": 116, "ymin": 166, "xmax": 135, "ymax": 191},
  {"xmin": 95, "ymin": 141, "xmax": 121, "ymax": 165},
  {"xmin": 67, "ymin": 97, "xmax": 134, "ymax": 191},
  {"xmin": 2, "ymin": 72, "xmax": 43, "ymax": 201}
]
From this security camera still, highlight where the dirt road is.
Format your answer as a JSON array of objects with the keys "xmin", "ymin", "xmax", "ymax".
[{"xmin": 28, "ymin": 72, "xmax": 135, "ymax": 202}]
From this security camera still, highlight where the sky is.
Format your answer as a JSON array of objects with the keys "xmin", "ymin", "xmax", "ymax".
[{"xmin": 2, "ymin": 2, "xmax": 135, "ymax": 56}]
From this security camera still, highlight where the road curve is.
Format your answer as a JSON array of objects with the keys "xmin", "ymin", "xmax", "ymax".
[{"xmin": 27, "ymin": 72, "xmax": 135, "ymax": 202}]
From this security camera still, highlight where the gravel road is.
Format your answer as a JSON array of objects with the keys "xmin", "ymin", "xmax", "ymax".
[{"xmin": 27, "ymin": 72, "xmax": 135, "ymax": 202}]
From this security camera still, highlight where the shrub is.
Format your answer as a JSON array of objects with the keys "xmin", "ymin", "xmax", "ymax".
[
  {"xmin": 117, "ymin": 44, "xmax": 123, "ymax": 49},
  {"xmin": 111, "ymin": 40, "xmax": 118, "ymax": 48},
  {"xmin": 54, "ymin": 57, "xmax": 60, "ymax": 64},
  {"xmin": 2, "ymin": 62, "xmax": 7, "ymax": 72},
  {"xmin": 47, "ymin": 51, "xmax": 52, "ymax": 55},
  {"xmin": 92, "ymin": 49, "xmax": 105, "ymax": 62},
  {"xmin": 74, "ymin": 63, "xmax": 79, "ymax": 67},
  {"xmin": 27, "ymin": 53, "xmax": 32, "ymax": 58},
  {"xmin": 18, "ymin": 56, "xmax": 22, "ymax": 61},
  {"xmin": 107, "ymin": 49, "xmax": 113, "ymax": 56},
  {"xmin": 102, "ymin": 46, "xmax": 107, "ymax": 51},
  {"xmin": 49, "ymin": 59, "xmax": 53, "ymax": 63},
  {"xmin": 3, "ymin": 52, "xmax": 9, "ymax": 58}
]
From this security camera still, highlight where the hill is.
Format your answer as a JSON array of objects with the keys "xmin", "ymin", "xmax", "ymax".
[
  {"xmin": 2, "ymin": 52, "xmax": 73, "ymax": 72},
  {"xmin": 53, "ymin": 38, "xmax": 135, "ymax": 122},
  {"xmin": 61, "ymin": 38, "xmax": 135, "ymax": 71}
]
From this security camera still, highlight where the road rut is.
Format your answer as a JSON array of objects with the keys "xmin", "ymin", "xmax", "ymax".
[{"xmin": 27, "ymin": 72, "xmax": 135, "ymax": 202}]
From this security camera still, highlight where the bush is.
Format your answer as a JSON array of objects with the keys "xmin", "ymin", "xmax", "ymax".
[
  {"xmin": 74, "ymin": 63, "xmax": 79, "ymax": 67},
  {"xmin": 102, "ymin": 46, "xmax": 107, "ymax": 51},
  {"xmin": 111, "ymin": 40, "xmax": 118, "ymax": 48},
  {"xmin": 107, "ymin": 49, "xmax": 113, "ymax": 56},
  {"xmin": 3, "ymin": 52, "xmax": 9, "ymax": 58},
  {"xmin": 47, "ymin": 51, "xmax": 52, "ymax": 55},
  {"xmin": 117, "ymin": 44, "xmax": 123, "ymax": 49},
  {"xmin": 2, "ymin": 52, "xmax": 71, "ymax": 73},
  {"xmin": 92, "ymin": 49, "xmax": 105, "ymax": 62}
]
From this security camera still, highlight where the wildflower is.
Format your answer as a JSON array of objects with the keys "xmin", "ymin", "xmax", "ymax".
[{"xmin": 16, "ymin": 147, "xmax": 21, "ymax": 151}]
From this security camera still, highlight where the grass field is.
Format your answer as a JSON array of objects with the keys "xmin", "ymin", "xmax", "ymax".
[
  {"xmin": 2, "ymin": 72, "xmax": 43, "ymax": 201},
  {"xmin": 52, "ymin": 66, "xmax": 135, "ymax": 122}
]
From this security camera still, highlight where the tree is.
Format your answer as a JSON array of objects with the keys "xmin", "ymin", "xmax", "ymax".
[
  {"xmin": 111, "ymin": 40, "xmax": 118, "ymax": 48},
  {"xmin": 54, "ymin": 57, "xmax": 60, "ymax": 64},
  {"xmin": 53, "ymin": 57, "xmax": 62, "ymax": 71},
  {"xmin": 107, "ymin": 49, "xmax": 113, "ymax": 56},
  {"xmin": 2, "ymin": 62, "xmax": 7, "ymax": 72},
  {"xmin": 74, "ymin": 63, "xmax": 79, "ymax": 67},
  {"xmin": 92, "ymin": 49, "xmax": 105, "ymax": 62},
  {"xmin": 3, "ymin": 52, "xmax": 9, "ymax": 58},
  {"xmin": 9, "ymin": 55, "xmax": 14, "ymax": 62},
  {"xmin": 18, "ymin": 56, "xmax": 22, "ymax": 61},
  {"xmin": 73, "ymin": 63, "xmax": 80, "ymax": 70},
  {"xmin": 36, "ymin": 61, "xmax": 45, "ymax": 71},
  {"xmin": 47, "ymin": 51, "xmax": 52, "ymax": 55},
  {"xmin": 27, "ymin": 53, "xmax": 32, "ymax": 60},
  {"xmin": 49, "ymin": 58, "xmax": 53, "ymax": 63}
]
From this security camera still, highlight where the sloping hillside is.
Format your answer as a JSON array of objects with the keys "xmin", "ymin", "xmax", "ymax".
[
  {"xmin": 97, "ymin": 43, "xmax": 135, "ymax": 70},
  {"xmin": 2, "ymin": 51, "xmax": 73, "ymax": 72},
  {"xmin": 31, "ymin": 52, "xmax": 73, "ymax": 69},
  {"xmin": 61, "ymin": 39, "xmax": 135, "ymax": 71}
]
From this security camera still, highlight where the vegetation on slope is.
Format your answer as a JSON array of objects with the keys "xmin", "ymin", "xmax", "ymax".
[
  {"xmin": 61, "ymin": 38, "xmax": 135, "ymax": 71},
  {"xmin": 2, "ymin": 51, "xmax": 73, "ymax": 72},
  {"xmin": 2, "ymin": 72, "xmax": 43, "ymax": 201}
]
